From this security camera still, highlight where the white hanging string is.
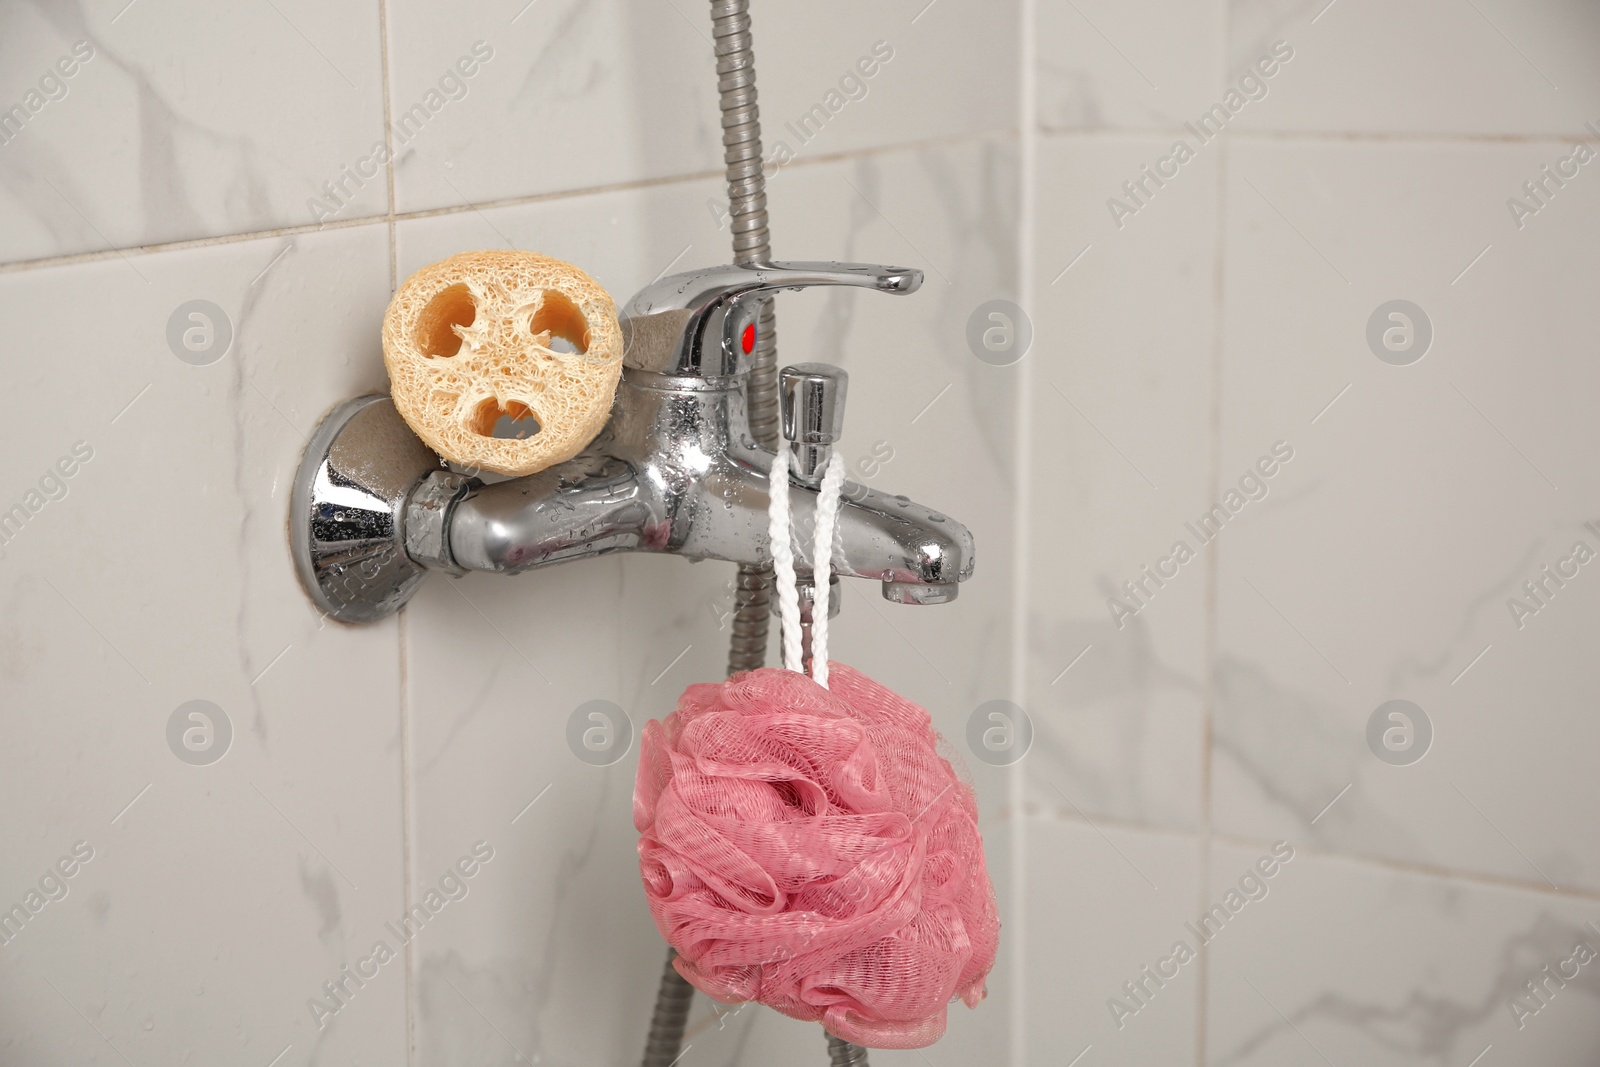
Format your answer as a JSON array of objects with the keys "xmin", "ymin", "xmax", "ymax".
[
  {"xmin": 767, "ymin": 449, "xmax": 847, "ymax": 687},
  {"xmin": 808, "ymin": 454, "xmax": 846, "ymax": 689},
  {"xmin": 767, "ymin": 448, "xmax": 805, "ymax": 675}
]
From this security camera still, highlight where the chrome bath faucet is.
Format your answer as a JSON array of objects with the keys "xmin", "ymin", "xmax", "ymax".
[{"xmin": 291, "ymin": 260, "xmax": 975, "ymax": 624}]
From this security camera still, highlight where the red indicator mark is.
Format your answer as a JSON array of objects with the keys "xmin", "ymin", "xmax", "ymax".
[{"xmin": 741, "ymin": 322, "xmax": 756, "ymax": 355}]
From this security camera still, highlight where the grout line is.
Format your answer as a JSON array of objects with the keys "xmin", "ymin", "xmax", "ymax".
[
  {"xmin": 1017, "ymin": 800, "xmax": 1600, "ymax": 904},
  {"xmin": 1033, "ymin": 126, "xmax": 1600, "ymax": 146},
  {"xmin": 0, "ymin": 130, "xmax": 1010, "ymax": 276},
  {"xmin": 373, "ymin": 1, "xmax": 414, "ymax": 1061},
  {"xmin": 1451, "ymin": 780, "xmax": 1560, "ymax": 891},
  {"xmin": 1010, "ymin": 0, "xmax": 1037, "ymax": 1061},
  {"xmin": 399, "ymin": 602, "xmax": 419, "ymax": 1067},
  {"xmin": 0, "ymin": 212, "xmax": 390, "ymax": 275},
  {"xmin": 1194, "ymin": 122, "xmax": 1231, "ymax": 1067},
  {"xmin": 377, "ymin": 0, "xmax": 396, "ymax": 294},
  {"xmin": 0, "ymin": 124, "xmax": 1583, "ymax": 278}
]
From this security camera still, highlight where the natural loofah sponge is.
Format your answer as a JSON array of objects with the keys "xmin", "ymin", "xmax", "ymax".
[
  {"xmin": 382, "ymin": 250, "xmax": 623, "ymax": 477},
  {"xmin": 634, "ymin": 664, "xmax": 1000, "ymax": 1049}
]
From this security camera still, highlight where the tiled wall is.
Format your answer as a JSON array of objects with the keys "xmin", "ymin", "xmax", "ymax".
[
  {"xmin": 1024, "ymin": 0, "xmax": 1600, "ymax": 1065},
  {"xmin": 0, "ymin": 1, "xmax": 1019, "ymax": 1065},
  {"xmin": 4, "ymin": 0, "xmax": 1600, "ymax": 1065}
]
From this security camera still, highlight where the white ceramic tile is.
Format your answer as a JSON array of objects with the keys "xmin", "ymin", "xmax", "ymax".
[
  {"xmin": 0, "ymin": 0, "xmax": 386, "ymax": 263},
  {"xmin": 1228, "ymin": 0, "xmax": 1600, "ymax": 136},
  {"xmin": 753, "ymin": 0, "xmax": 1019, "ymax": 162},
  {"xmin": 0, "ymin": 225, "xmax": 405, "ymax": 1062},
  {"xmin": 397, "ymin": 139, "xmax": 1019, "ymax": 1063},
  {"xmin": 1206, "ymin": 842, "xmax": 1600, "ymax": 1066},
  {"xmin": 383, "ymin": 0, "xmax": 1018, "ymax": 214},
  {"xmin": 1025, "ymin": 817, "xmax": 1202, "ymax": 1065},
  {"xmin": 1022, "ymin": 132, "xmax": 1218, "ymax": 830},
  {"xmin": 1038, "ymin": 0, "xmax": 1226, "ymax": 132},
  {"xmin": 1213, "ymin": 138, "xmax": 1600, "ymax": 891}
]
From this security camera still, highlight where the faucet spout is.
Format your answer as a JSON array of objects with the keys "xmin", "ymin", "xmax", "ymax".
[
  {"xmin": 446, "ymin": 457, "xmax": 667, "ymax": 574},
  {"xmin": 434, "ymin": 436, "xmax": 974, "ymax": 604},
  {"xmin": 670, "ymin": 456, "xmax": 975, "ymax": 602},
  {"xmin": 828, "ymin": 484, "xmax": 975, "ymax": 603}
]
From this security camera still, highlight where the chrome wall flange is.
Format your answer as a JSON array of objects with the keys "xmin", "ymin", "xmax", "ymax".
[{"xmin": 290, "ymin": 394, "xmax": 440, "ymax": 623}]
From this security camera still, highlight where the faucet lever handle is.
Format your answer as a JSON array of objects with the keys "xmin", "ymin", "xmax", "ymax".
[
  {"xmin": 780, "ymin": 363, "xmax": 848, "ymax": 486},
  {"xmin": 620, "ymin": 261, "xmax": 923, "ymax": 376}
]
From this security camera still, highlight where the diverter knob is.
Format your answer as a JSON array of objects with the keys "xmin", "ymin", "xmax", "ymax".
[{"xmin": 779, "ymin": 363, "xmax": 848, "ymax": 487}]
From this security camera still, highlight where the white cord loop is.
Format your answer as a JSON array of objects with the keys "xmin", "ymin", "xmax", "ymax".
[
  {"xmin": 768, "ymin": 448, "xmax": 805, "ymax": 675},
  {"xmin": 808, "ymin": 455, "xmax": 846, "ymax": 689},
  {"xmin": 767, "ymin": 450, "xmax": 847, "ymax": 688}
]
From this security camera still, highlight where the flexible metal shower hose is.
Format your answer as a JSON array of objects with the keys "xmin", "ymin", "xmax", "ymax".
[
  {"xmin": 714, "ymin": 0, "xmax": 781, "ymax": 678},
  {"xmin": 639, "ymin": 4, "xmax": 867, "ymax": 1065},
  {"xmin": 639, "ymin": 950, "xmax": 695, "ymax": 1067},
  {"xmin": 827, "ymin": 1033, "xmax": 871, "ymax": 1067}
]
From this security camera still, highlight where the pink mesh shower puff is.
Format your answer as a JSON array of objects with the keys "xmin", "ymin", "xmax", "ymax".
[{"xmin": 633, "ymin": 662, "xmax": 1000, "ymax": 1049}]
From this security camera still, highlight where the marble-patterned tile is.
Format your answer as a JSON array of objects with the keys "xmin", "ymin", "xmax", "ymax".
[
  {"xmin": 0, "ymin": 0, "xmax": 386, "ymax": 263},
  {"xmin": 1213, "ymin": 138, "xmax": 1600, "ymax": 891},
  {"xmin": 398, "ymin": 138, "xmax": 1020, "ymax": 1063},
  {"xmin": 1023, "ymin": 132, "xmax": 1219, "ymax": 831},
  {"xmin": 1206, "ymin": 842, "xmax": 1600, "ymax": 1066},
  {"xmin": 1025, "ymin": 816, "xmax": 1202, "ymax": 1065},
  {"xmin": 1038, "ymin": 0, "xmax": 1226, "ymax": 132},
  {"xmin": 384, "ymin": 0, "xmax": 1018, "ymax": 214},
  {"xmin": 1228, "ymin": 0, "xmax": 1600, "ymax": 136},
  {"xmin": 0, "ymin": 224, "xmax": 405, "ymax": 1062}
]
